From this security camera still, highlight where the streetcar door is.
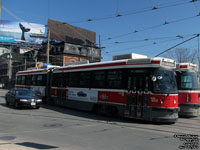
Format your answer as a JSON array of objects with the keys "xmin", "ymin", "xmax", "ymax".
[
  {"xmin": 127, "ymin": 75, "xmax": 137, "ymax": 117},
  {"xmin": 136, "ymin": 74, "xmax": 149, "ymax": 119},
  {"xmin": 127, "ymin": 72, "xmax": 149, "ymax": 119},
  {"xmin": 135, "ymin": 75, "xmax": 145, "ymax": 118}
]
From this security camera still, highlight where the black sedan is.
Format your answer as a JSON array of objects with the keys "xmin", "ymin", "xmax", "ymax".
[{"xmin": 5, "ymin": 88, "xmax": 42, "ymax": 109}]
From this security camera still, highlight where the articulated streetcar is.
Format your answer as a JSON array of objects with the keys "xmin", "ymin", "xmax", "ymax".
[
  {"xmin": 176, "ymin": 63, "xmax": 200, "ymax": 117},
  {"xmin": 15, "ymin": 54, "xmax": 179, "ymax": 123}
]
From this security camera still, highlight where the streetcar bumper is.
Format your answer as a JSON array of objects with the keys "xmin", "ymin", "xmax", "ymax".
[
  {"xmin": 151, "ymin": 107, "xmax": 179, "ymax": 123},
  {"xmin": 178, "ymin": 103, "xmax": 200, "ymax": 117}
]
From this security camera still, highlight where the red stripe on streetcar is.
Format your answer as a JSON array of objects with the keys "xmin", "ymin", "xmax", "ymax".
[
  {"xmin": 178, "ymin": 92, "xmax": 199, "ymax": 104},
  {"xmin": 17, "ymin": 70, "xmax": 47, "ymax": 75}
]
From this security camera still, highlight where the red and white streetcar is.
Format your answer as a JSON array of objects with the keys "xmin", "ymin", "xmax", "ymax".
[
  {"xmin": 176, "ymin": 63, "xmax": 200, "ymax": 117},
  {"xmin": 15, "ymin": 53, "xmax": 179, "ymax": 123}
]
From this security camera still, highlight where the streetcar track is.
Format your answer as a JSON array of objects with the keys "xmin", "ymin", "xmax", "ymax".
[
  {"xmin": 0, "ymin": 101, "xmax": 200, "ymax": 137},
  {"xmin": 162, "ymin": 124, "xmax": 200, "ymax": 132},
  {"xmin": 170, "ymin": 124, "xmax": 200, "ymax": 130},
  {"xmin": 0, "ymin": 110, "xmax": 199, "ymax": 136}
]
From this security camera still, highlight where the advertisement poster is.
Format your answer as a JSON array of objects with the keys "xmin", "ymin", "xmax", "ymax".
[
  {"xmin": 68, "ymin": 88, "xmax": 98, "ymax": 103},
  {"xmin": 0, "ymin": 20, "xmax": 45, "ymax": 46}
]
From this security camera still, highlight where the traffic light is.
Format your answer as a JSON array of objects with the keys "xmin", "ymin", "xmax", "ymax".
[{"xmin": 36, "ymin": 62, "xmax": 40, "ymax": 68}]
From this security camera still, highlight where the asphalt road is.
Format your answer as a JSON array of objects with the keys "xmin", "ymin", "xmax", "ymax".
[{"xmin": 0, "ymin": 89, "xmax": 199, "ymax": 150}]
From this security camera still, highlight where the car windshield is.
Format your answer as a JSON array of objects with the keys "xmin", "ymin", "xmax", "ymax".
[
  {"xmin": 178, "ymin": 72, "xmax": 199, "ymax": 90},
  {"xmin": 16, "ymin": 90, "xmax": 36, "ymax": 96},
  {"xmin": 152, "ymin": 68, "xmax": 178, "ymax": 94}
]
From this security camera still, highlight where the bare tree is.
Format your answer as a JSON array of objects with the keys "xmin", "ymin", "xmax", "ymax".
[{"xmin": 162, "ymin": 48, "xmax": 197, "ymax": 63}]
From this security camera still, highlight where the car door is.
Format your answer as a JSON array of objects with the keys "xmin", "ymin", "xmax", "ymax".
[
  {"xmin": 10, "ymin": 89, "xmax": 16, "ymax": 105},
  {"xmin": 6, "ymin": 89, "xmax": 12, "ymax": 103}
]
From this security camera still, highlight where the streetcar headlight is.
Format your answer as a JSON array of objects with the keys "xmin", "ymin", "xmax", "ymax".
[{"xmin": 174, "ymin": 99, "xmax": 176, "ymax": 104}]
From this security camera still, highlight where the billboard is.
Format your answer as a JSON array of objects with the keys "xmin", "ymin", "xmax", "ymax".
[{"xmin": 0, "ymin": 20, "xmax": 45, "ymax": 47}]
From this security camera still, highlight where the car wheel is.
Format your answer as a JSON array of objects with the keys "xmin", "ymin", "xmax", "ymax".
[
  {"xmin": 5, "ymin": 98, "xmax": 9, "ymax": 106},
  {"xmin": 6, "ymin": 100, "xmax": 9, "ymax": 106},
  {"xmin": 14, "ymin": 101, "xmax": 19, "ymax": 109}
]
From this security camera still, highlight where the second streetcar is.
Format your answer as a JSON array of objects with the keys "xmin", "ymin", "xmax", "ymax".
[{"xmin": 176, "ymin": 63, "xmax": 200, "ymax": 117}]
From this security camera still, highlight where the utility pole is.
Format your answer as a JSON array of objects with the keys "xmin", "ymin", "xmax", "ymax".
[
  {"xmin": 91, "ymin": 47, "xmax": 94, "ymax": 62},
  {"xmin": 47, "ymin": 30, "xmax": 50, "ymax": 64},
  {"xmin": 99, "ymin": 35, "xmax": 101, "ymax": 60},
  {"xmin": 8, "ymin": 46, "xmax": 12, "ymax": 87}
]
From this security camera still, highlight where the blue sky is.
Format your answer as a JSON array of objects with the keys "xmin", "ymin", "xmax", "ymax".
[{"xmin": 1, "ymin": 0, "xmax": 200, "ymax": 61}]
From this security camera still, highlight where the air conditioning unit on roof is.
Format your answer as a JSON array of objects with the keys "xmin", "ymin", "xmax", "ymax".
[{"xmin": 112, "ymin": 53, "xmax": 147, "ymax": 61}]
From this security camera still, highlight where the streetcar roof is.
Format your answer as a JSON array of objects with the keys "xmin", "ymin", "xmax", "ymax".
[
  {"xmin": 176, "ymin": 63, "xmax": 198, "ymax": 72},
  {"xmin": 54, "ymin": 57, "xmax": 176, "ymax": 73},
  {"xmin": 16, "ymin": 65, "xmax": 60, "ymax": 75}
]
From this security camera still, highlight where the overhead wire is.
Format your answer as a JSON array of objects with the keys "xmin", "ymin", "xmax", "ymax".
[
  {"xmin": 104, "ymin": 37, "xmax": 182, "ymax": 54},
  {"xmin": 102, "ymin": 12, "xmax": 200, "ymax": 42},
  {"xmin": 155, "ymin": 34, "xmax": 200, "ymax": 57},
  {"xmin": 103, "ymin": 34, "xmax": 196, "ymax": 45},
  {"xmin": 70, "ymin": 0, "xmax": 199, "ymax": 23}
]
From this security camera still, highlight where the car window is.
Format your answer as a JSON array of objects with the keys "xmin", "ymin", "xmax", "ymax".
[
  {"xmin": 10, "ymin": 89, "xmax": 15, "ymax": 95},
  {"xmin": 16, "ymin": 90, "xmax": 36, "ymax": 96}
]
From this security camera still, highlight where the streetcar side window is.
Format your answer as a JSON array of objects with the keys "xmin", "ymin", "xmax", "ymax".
[
  {"xmin": 16, "ymin": 76, "xmax": 22, "ymax": 85},
  {"xmin": 63, "ymin": 73, "xmax": 68, "ymax": 87},
  {"xmin": 59, "ymin": 73, "xmax": 67, "ymax": 87},
  {"xmin": 31, "ymin": 75, "xmax": 37, "ymax": 85},
  {"xmin": 36, "ymin": 75, "xmax": 46, "ymax": 86},
  {"xmin": 21, "ymin": 76, "xmax": 25, "ymax": 85},
  {"xmin": 92, "ymin": 71, "xmax": 106, "ymax": 88},
  {"xmin": 80, "ymin": 72, "xmax": 91, "ymax": 88},
  {"xmin": 52, "ymin": 73, "xmax": 59, "ymax": 87},
  {"xmin": 68, "ymin": 72, "xmax": 79, "ymax": 87},
  {"xmin": 107, "ymin": 70, "xmax": 123, "ymax": 89},
  {"xmin": 181, "ymin": 75, "xmax": 192, "ymax": 88},
  {"xmin": 25, "ymin": 75, "xmax": 32, "ymax": 85}
]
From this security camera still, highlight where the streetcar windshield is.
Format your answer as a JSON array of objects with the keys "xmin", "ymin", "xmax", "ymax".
[
  {"xmin": 178, "ymin": 72, "xmax": 199, "ymax": 90},
  {"xmin": 152, "ymin": 69, "xmax": 178, "ymax": 94}
]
